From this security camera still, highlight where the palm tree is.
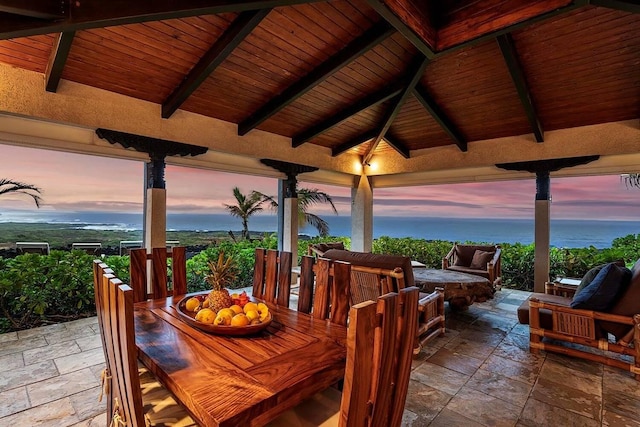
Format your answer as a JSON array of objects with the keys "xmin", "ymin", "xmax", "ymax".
[
  {"xmin": 0, "ymin": 179, "xmax": 42, "ymax": 207},
  {"xmin": 223, "ymin": 187, "xmax": 264, "ymax": 240},
  {"xmin": 622, "ymin": 173, "xmax": 640, "ymax": 189},
  {"xmin": 258, "ymin": 188, "xmax": 338, "ymax": 237}
]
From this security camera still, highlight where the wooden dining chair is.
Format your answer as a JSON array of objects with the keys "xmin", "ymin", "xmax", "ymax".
[
  {"xmin": 129, "ymin": 246, "xmax": 187, "ymax": 302},
  {"xmin": 94, "ymin": 265, "xmax": 197, "ymax": 427},
  {"xmin": 297, "ymin": 255, "xmax": 351, "ymax": 326},
  {"xmin": 253, "ymin": 248, "xmax": 293, "ymax": 307},
  {"xmin": 268, "ymin": 286, "xmax": 420, "ymax": 427}
]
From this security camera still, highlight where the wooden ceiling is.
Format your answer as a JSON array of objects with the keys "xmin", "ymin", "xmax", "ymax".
[{"xmin": 0, "ymin": 0, "xmax": 637, "ymax": 165}]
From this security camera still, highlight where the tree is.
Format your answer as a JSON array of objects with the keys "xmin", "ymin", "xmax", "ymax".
[
  {"xmin": 622, "ymin": 173, "xmax": 640, "ymax": 189},
  {"xmin": 0, "ymin": 179, "xmax": 42, "ymax": 207},
  {"xmin": 223, "ymin": 187, "xmax": 264, "ymax": 240},
  {"xmin": 258, "ymin": 188, "xmax": 338, "ymax": 237}
]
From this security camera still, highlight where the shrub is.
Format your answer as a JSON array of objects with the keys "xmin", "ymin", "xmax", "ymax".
[{"xmin": 372, "ymin": 236, "xmax": 453, "ymax": 268}]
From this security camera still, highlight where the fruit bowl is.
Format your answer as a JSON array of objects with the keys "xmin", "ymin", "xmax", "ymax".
[{"xmin": 175, "ymin": 292, "xmax": 272, "ymax": 336}]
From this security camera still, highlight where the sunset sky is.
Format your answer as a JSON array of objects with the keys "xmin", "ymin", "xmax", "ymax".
[{"xmin": 1, "ymin": 144, "xmax": 638, "ymax": 221}]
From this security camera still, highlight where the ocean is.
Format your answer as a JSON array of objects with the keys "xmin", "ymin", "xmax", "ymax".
[{"xmin": 1, "ymin": 210, "xmax": 639, "ymax": 249}]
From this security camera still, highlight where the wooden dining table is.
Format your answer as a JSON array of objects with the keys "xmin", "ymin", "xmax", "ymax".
[{"xmin": 134, "ymin": 294, "xmax": 347, "ymax": 427}]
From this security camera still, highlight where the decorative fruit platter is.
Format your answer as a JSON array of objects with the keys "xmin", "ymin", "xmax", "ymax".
[{"xmin": 175, "ymin": 291, "xmax": 273, "ymax": 336}]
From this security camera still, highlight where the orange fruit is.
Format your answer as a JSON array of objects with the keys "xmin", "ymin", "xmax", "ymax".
[
  {"xmin": 250, "ymin": 319, "xmax": 262, "ymax": 325},
  {"xmin": 185, "ymin": 297, "xmax": 200, "ymax": 312},
  {"xmin": 257, "ymin": 302, "xmax": 269, "ymax": 314},
  {"xmin": 218, "ymin": 308, "xmax": 235, "ymax": 319},
  {"xmin": 260, "ymin": 310, "xmax": 270, "ymax": 322},
  {"xmin": 230, "ymin": 313, "xmax": 250, "ymax": 327},
  {"xmin": 214, "ymin": 312, "xmax": 232, "ymax": 326},
  {"xmin": 229, "ymin": 305, "xmax": 243, "ymax": 315}
]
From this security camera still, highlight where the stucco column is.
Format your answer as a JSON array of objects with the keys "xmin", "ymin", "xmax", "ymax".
[
  {"xmin": 351, "ymin": 174, "xmax": 373, "ymax": 252},
  {"xmin": 144, "ymin": 158, "xmax": 167, "ymax": 251},
  {"xmin": 282, "ymin": 178, "xmax": 298, "ymax": 262},
  {"xmin": 534, "ymin": 172, "xmax": 551, "ymax": 293}
]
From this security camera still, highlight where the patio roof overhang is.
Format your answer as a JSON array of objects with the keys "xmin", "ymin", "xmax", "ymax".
[{"xmin": 0, "ymin": 0, "xmax": 637, "ymax": 187}]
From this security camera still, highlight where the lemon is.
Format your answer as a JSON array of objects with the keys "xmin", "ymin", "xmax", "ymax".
[
  {"xmin": 185, "ymin": 297, "xmax": 200, "ymax": 312},
  {"xmin": 218, "ymin": 308, "xmax": 235, "ymax": 319},
  {"xmin": 260, "ymin": 310, "xmax": 270, "ymax": 321},
  {"xmin": 250, "ymin": 319, "xmax": 262, "ymax": 325},
  {"xmin": 243, "ymin": 302, "xmax": 258, "ymax": 314},
  {"xmin": 229, "ymin": 304, "xmax": 243, "ymax": 315},
  {"xmin": 245, "ymin": 310, "xmax": 260, "ymax": 322},
  {"xmin": 194, "ymin": 308, "xmax": 216, "ymax": 324},
  {"xmin": 257, "ymin": 303, "xmax": 269, "ymax": 314},
  {"xmin": 230, "ymin": 313, "xmax": 250, "ymax": 327},
  {"xmin": 202, "ymin": 298, "xmax": 210, "ymax": 308},
  {"xmin": 214, "ymin": 313, "xmax": 232, "ymax": 326}
]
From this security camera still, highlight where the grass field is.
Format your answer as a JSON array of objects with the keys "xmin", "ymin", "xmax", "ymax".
[{"xmin": 0, "ymin": 222, "xmax": 266, "ymax": 249}]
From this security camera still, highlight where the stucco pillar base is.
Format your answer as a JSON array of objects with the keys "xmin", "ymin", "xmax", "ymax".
[
  {"xmin": 283, "ymin": 197, "xmax": 298, "ymax": 263},
  {"xmin": 351, "ymin": 175, "xmax": 373, "ymax": 253},
  {"xmin": 145, "ymin": 188, "xmax": 167, "ymax": 251},
  {"xmin": 534, "ymin": 199, "xmax": 551, "ymax": 293}
]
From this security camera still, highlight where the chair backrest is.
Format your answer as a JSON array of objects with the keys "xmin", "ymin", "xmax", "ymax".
[
  {"xmin": 307, "ymin": 242, "xmax": 345, "ymax": 257},
  {"xmin": 93, "ymin": 260, "xmax": 114, "ymax": 425},
  {"xmin": 129, "ymin": 247, "xmax": 187, "ymax": 302},
  {"xmin": 340, "ymin": 287, "xmax": 419, "ymax": 427},
  {"xmin": 298, "ymin": 255, "xmax": 351, "ymax": 326},
  {"xmin": 452, "ymin": 244, "xmax": 499, "ymax": 267},
  {"xmin": 252, "ymin": 248, "xmax": 292, "ymax": 307},
  {"xmin": 322, "ymin": 249, "xmax": 415, "ymax": 288},
  {"xmin": 95, "ymin": 267, "xmax": 145, "ymax": 427}
]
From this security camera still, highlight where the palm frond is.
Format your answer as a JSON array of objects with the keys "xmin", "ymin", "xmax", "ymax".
[
  {"xmin": 621, "ymin": 173, "xmax": 640, "ymax": 189},
  {"xmin": 303, "ymin": 213, "xmax": 330, "ymax": 236},
  {"xmin": 0, "ymin": 179, "xmax": 43, "ymax": 207}
]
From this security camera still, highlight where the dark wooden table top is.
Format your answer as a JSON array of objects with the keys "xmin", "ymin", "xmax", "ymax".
[
  {"xmin": 412, "ymin": 268, "xmax": 490, "ymax": 287},
  {"xmin": 134, "ymin": 294, "xmax": 347, "ymax": 427}
]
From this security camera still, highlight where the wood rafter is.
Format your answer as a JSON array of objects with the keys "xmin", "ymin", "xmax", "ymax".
[
  {"xmin": 292, "ymin": 81, "xmax": 405, "ymax": 148},
  {"xmin": 384, "ymin": 134, "xmax": 410, "ymax": 158},
  {"xmin": 590, "ymin": 0, "xmax": 640, "ymax": 13},
  {"xmin": 413, "ymin": 85, "xmax": 467, "ymax": 152},
  {"xmin": 332, "ymin": 128, "xmax": 380, "ymax": 157},
  {"xmin": 162, "ymin": 9, "xmax": 269, "ymax": 119},
  {"xmin": 362, "ymin": 56, "xmax": 429, "ymax": 163},
  {"xmin": 365, "ymin": 0, "xmax": 436, "ymax": 59},
  {"xmin": 45, "ymin": 31, "xmax": 75, "ymax": 93},
  {"xmin": 238, "ymin": 20, "xmax": 395, "ymax": 136},
  {"xmin": 0, "ymin": 0, "xmax": 65, "ymax": 19},
  {"xmin": 497, "ymin": 33, "xmax": 544, "ymax": 143},
  {"xmin": 0, "ymin": 0, "xmax": 324, "ymax": 40}
]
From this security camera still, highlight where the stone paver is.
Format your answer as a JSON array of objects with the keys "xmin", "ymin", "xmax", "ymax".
[{"xmin": 0, "ymin": 288, "xmax": 638, "ymax": 426}]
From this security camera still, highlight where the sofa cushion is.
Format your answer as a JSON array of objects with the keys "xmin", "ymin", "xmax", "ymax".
[
  {"xmin": 576, "ymin": 260, "xmax": 626, "ymax": 294},
  {"xmin": 570, "ymin": 263, "xmax": 632, "ymax": 311},
  {"xmin": 601, "ymin": 258, "xmax": 640, "ymax": 339},
  {"xmin": 453, "ymin": 245, "xmax": 496, "ymax": 267},
  {"xmin": 312, "ymin": 242, "xmax": 344, "ymax": 255},
  {"xmin": 445, "ymin": 265, "xmax": 490, "ymax": 280},
  {"xmin": 470, "ymin": 250, "xmax": 494, "ymax": 270},
  {"xmin": 517, "ymin": 293, "xmax": 572, "ymax": 329},
  {"xmin": 322, "ymin": 249, "xmax": 415, "ymax": 288}
]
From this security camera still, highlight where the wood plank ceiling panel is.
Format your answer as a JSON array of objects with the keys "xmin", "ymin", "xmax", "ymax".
[
  {"xmin": 511, "ymin": 6, "xmax": 640, "ymax": 131},
  {"xmin": 266, "ymin": 32, "xmax": 417, "ymax": 138},
  {"xmin": 420, "ymin": 39, "xmax": 531, "ymax": 142},
  {"xmin": 183, "ymin": 0, "xmax": 384, "ymax": 134},
  {"xmin": 62, "ymin": 14, "xmax": 235, "ymax": 104},
  {"xmin": 0, "ymin": 34, "xmax": 54, "ymax": 73},
  {"xmin": 312, "ymin": 103, "xmax": 390, "ymax": 151},
  {"xmin": 388, "ymin": 96, "xmax": 455, "ymax": 150}
]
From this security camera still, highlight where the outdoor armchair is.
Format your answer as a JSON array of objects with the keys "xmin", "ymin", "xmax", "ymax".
[{"xmin": 442, "ymin": 243, "xmax": 502, "ymax": 287}]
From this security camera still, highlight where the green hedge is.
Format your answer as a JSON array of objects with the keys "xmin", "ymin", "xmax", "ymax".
[{"xmin": 1, "ymin": 233, "xmax": 639, "ymax": 333}]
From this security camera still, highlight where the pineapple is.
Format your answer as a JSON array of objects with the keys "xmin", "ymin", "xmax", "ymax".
[{"xmin": 206, "ymin": 252, "xmax": 236, "ymax": 312}]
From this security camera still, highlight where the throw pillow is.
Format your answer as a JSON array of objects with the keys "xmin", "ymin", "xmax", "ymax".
[
  {"xmin": 575, "ymin": 260, "xmax": 626, "ymax": 294},
  {"xmin": 570, "ymin": 263, "xmax": 632, "ymax": 311},
  {"xmin": 469, "ymin": 250, "xmax": 494, "ymax": 270}
]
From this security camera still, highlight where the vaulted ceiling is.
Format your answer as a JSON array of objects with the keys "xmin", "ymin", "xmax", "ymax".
[{"xmin": 0, "ymin": 0, "xmax": 638, "ymax": 181}]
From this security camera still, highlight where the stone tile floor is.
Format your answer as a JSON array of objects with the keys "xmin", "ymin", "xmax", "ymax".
[{"xmin": 1, "ymin": 288, "xmax": 639, "ymax": 426}]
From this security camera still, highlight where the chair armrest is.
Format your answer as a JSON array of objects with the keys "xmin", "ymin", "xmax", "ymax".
[
  {"xmin": 544, "ymin": 281, "xmax": 578, "ymax": 298},
  {"xmin": 442, "ymin": 245, "xmax": 456, "ymax": 269}
]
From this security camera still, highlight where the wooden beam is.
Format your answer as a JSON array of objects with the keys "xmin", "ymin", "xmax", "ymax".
[
  {"xmin": 292, "ymin": 81, "xmax": 404, "ymax": 148},
  {"xmin": 332, "ymin": 128, "xmax": 380, "ymax": 157},
  {"xmin": 45, "ymin": 31, "xmax": 75, "ymax": 93},
  {"xmin": 384, "ymin": 134, "xmax": 410, "ymax": 159},
  {"xmin": 162, "ymin": 9, "xmax": 269, "ymax": 119},
  {"xmin": 413, "ymin": 85, "xmax": 467, "ymax": 152},
  {"xmin": 590, "ymin": 0, "xmax": 640, "ymax": 13},
  {"xmin": 0, "ymin": 0, "xmax": 65, "ymax": 19},
  {"xmin": 238, "ymin": 20, "xmax": 395, "ymax": 135},
  {"xmin": 0, "ymin": 0, "xmax": 323, "ymax": 40},
  {"xmin": 497, "ymin": 33, "xmax": 544, "ymax": 143},
  {"xmin": 362, "ymin": 56, "xmax": 429, "ymax": 164},
  {"xmin": 366, "ymin": 0, "xmax": 436, "ymax": 59}
]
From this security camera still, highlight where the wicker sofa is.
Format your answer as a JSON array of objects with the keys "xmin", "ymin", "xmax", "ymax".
[
  {"xmin": 518, "ymin": 259, "xmax": 640, "ymax": 380},
  {"xmin": 442, "ymin": 243, "xmax": 502, "ymax": 287}
]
